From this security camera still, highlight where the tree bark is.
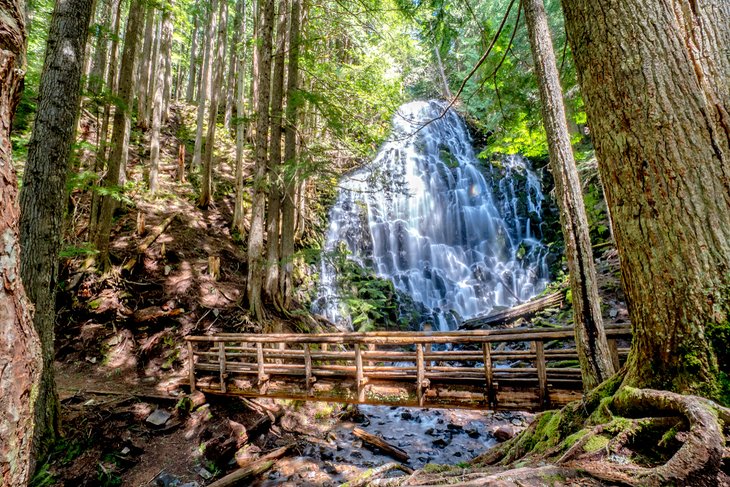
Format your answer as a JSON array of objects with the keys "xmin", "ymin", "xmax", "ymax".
[
  {"xmin": 162, "ymin": 35, "xmax": 173, "ymax": 122},
  {"xmin": 562, "ymin": 0, "xmax": 730, "ymax": 395},
  {"xmin": 523, "ymin": 0, "xmax": 614, "ymax": 391},
  {"xmin": 87, "ymin": 0, "xmax": 111, "ymax": 95},
  {"xmin": 136, "ymin": 1, "xmax": 155, "ymax": 129},
  {"xmin": 263, "ymin": 0, "xmax": 289, "ymax": 305},
  {"xmin": 247, "ymin": 0, "xmax": 275, "ymax": 320},
  {"xmin": 199, "ymin": 0, "xmax": 226, "ymax": 208},
  {"xmin": 0, "ymin": 1, "xmax": 42, "ymax": 483},
  {"xmin": 223, "ymin": 2, "xmax": 240, "ymax": 133},
  {"xmin": 192, "ymin": 2, "xmax": 216, "ymax": 170},
  {"xmin": 21, "ymin": 0, "xmax": 94, "ymax": 458},
  {"xmin": 90, "ymin": 0, "xmax": 122, "ymax": 237},
  {"xmin": 95, "ymin": 0, "xmax": 145, "ymax": 267},
  {"xmin": 232, "ymin": 0, "xmax": 249, "ymax": 235},
  {"xmin": 279, "ymin": 0, "xmax": 303, "ymax": 308},
  {"xmin": 185, "ymin": 11, "xmax": 199, "ymax": 103},
  {"xmin": 148, "ymin": 1, "xmax": 173, "ymax": 193}
]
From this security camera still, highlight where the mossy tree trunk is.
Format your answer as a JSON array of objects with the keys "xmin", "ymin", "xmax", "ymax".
[
  {"xmin": 562, "ymin": 0, "xmax": 730, "ymax": 396},
  {"xmin": 523, "ymin": 0, "xmax": 614, "ymax": 391}
]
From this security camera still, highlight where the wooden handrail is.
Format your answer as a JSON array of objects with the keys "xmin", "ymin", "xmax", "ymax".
[{"xmin": 185, "ymin": 325, "xmax": 632, "ymax": 411}]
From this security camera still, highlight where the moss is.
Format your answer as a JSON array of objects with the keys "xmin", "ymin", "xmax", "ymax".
[
  {"xmin": 561, "ymin": 429, "xmax": 588, "ymax": 449},
  {"xmin": 583, "ymin": 434, "xmax": 609, "ymax": 452},
  {"xmin": 422, "ymin": 463, "xmax": 452, "ymax": 474}
]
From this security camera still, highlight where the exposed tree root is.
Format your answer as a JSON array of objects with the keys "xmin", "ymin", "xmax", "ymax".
[{"xmin": 377, "ymin": 379, "xmax": 730, "ymax": 486}]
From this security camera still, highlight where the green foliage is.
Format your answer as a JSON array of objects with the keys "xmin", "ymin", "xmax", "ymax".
[
  {"xmin": 583, "ymin": 182, "xmax": 611, "ymax": 245},
  {"xmin": 329, "ymin": 243, "xmax": 404, "ymax": 332},
  {"xmin": 59, "ymin": 243, "xmax": 98, "ymax": 259}
]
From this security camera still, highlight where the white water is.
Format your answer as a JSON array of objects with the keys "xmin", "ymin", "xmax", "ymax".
[{"xmin": 313, "ymin": 101, "xmax": 549, "ymax": 331}]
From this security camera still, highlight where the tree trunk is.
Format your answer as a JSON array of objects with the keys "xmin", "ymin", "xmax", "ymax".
[
  {"xmin": 20, "ymin": 0, "xmax": 94, "ymax": 459},
  {"xmin": 232, "ymin": 0, "xmax": 248, "ymax": 235},
  {"xmin": 0, "ymin": 1, "xmax": 42, "ymax": 484},
  {"xmin": 523, "ymin": 0, "xmax": 614, "ymax": 391},
  {"xmin": 223, "ymin": 2, "xmax": 240, "ymax": 133},
  {"xmin": 247, "ymin": 0, "xmax": 275, "ymax": 320},
  {"xmin": 199, "ymin": 0, "xmax": 226, "ymax": 208},
  {"xmin": 88, "ymin": 0, "xmax": 111, "ymax": 95},
  {"xmin": 264, "ymin": 0, "xmax": 289, "ymax": 305},
  {"xmin": 90, "ymin": 0, "xmax": 122, "ymax": 237},
  {"xmin": 185, "ymin": 11, "xmax": 199, "ymax": 103},
  {"xmin": 95, "ymin": 0, "xmax": 145, "ymax": 267},
  {"xmin": 279, "ymin": 0, "xmax": 303, "ymax": 308},
  {"xmin": 193, "ymin": 2, "xmax": 216, "ymax": 170},
  {"xmin": 149, "ymin": 1, "xmax": 173, "ymax": 193},
  {"xmin": 434, "ymin": 45, "xmax": 452, "ymax": 100},
  {"xmin": 137, "ymin": 1, "xmax": 155, "ymax": 129},
  {"xmin": 162, "ymin": 36, "xmax": 173, "ymax": 121},
  {"xmin": 562, "ymin": 0, "xmax": 730, "ymax": 396}
]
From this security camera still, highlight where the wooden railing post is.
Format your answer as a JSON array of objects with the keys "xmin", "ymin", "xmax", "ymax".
[
  {"xmin": 187, "ymin": 341, "xmax": 196, "ymax": 392},
  {"xmin": 416, "ymin": 344, "xmax": 425, "ymax": 406},
  {"xmin": 304, "ymin": 344, "xmax": 314, "ymax": 396},
  {"xmin": 367, "ymin": 343, "xmax": 376, "ymax": 367},
  {"xmin": 355, "ymin": 345, "xmax": 365, "ymax": 402},
  {"xmin": 256, "ymin": 343, "xmax": 269, "ymax": 393},
  {"xmin": 482, "ymin": 342, "xmax": 494, "ymax": 408},
  {"xmin": 218, "ymin": 342, "xmax": 227, "ymax": 393},
  {"xmin": 535, "ymin": 341, "xmax": 548, "ymax": 408}
]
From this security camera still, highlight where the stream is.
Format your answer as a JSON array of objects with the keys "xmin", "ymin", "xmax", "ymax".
[{"xmin": 282, "ymin": 101, "xmax": 551, "ymax": 485}]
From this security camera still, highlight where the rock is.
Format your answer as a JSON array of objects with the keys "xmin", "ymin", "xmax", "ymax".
[
  {"xmin": 609, "ymin": 308, "xmax": 619, "ymax": 318},
  {"xmin": 465, "ymin": 428, "xmax": 480, "ymax": 438},
  {"xmin": 446, "ymin": 423, "xmax": 463, "ymax": 433},
  {"xmin": 432, "ymin": 438, "xmax": 450, "ymax": 448},
  {"xmin": 319, "ymin": 447, "xmax": 334, "ymax": 461},
  {"xmin": 425, "ymin": 428, "xmax": 436, "ymax": 436},
  {"xmin": 155, "ymin": 471, "xmax": 180, "ymax": 487},
  {"xmin": 196, "ymin": 467, "xmax": 213, "ymax": 480},
  {"xmin": 146, "ymin": 409, "xmax": 172, "ymax": 427},
  {"xmin": 400, "ymin": 411, "xmax": 413, "ymax": 420},
  {"xmin": 511, "ymin": 418, "xmax": 522, "ymax": 426},
  {"xmin": 494, "ymin": 425, "xmax": 516, "ymax": 442},
  {"xmin": 179, "ymin": 483, "xmax": 199, "ymax": 487}
]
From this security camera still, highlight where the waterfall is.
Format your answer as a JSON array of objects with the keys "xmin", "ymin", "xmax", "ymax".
[{"xmin": 313, "ymin": 101, "xmax": 550, "ymax": 331}]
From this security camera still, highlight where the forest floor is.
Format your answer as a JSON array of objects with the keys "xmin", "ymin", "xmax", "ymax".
[{"xmin": 38, "ymin": 104, "xmax": 631, "ymax": 486}]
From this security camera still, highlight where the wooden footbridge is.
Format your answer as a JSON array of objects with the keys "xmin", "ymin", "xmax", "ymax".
[{"xmin": 185, "ymin": 325, "xmax": 630, "ymax": 411}]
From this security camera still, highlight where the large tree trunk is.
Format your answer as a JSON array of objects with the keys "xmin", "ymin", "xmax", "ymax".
[
  {"xmin": 247, "ymin": 0, "xmax": 275, "ymax": 320},
  {"xmin": 263, "ymin": 0, "xmax": 289, "ymax": 306},
  {"xmin": 199, "ymin": 0, "xmax": 226, "ymax": 208},
  {"xmin": 562, "ymin": 0, "xmax": 730, "ymax": 395},
  {"xmin": 185, "ymin": 11, "xmax": 199, "ymax": 103},
  {"xmin": 192, "ymin": 2, "xmax": 216, "ymax": 170},
  {"xmin": 136, "ymin": 2, "xmax": 155, "ymax": 129},
  {"xmin": 148, "ymin": 1, "xmax": 173, "ymax": 193},
  {"xmin": 279, "ymin": 0, "xmax": 303, "ymax": 308},
  {"xmin": 232, "ymin": 0, "xmax": 248, "ymax": 235},
  {"xmin": 20, "ymin": 0, "xmax": 95, "ymax": 459},
  {"xmin": 223, "ymin": 2, "xmax": 240, "ymax": 133},
  {"xmin": 95, "ymin": 0, "xmax": 145, "ymax": 267},
  {"xmin": 523, "ymin": 0, "xmax": 614, "ymax": 391},
  {"xmin": 0, "ymin": 1, "xmax": 42, "ymax": 483}
]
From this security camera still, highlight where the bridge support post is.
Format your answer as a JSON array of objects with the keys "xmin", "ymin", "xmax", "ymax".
[
  {"xmin": 355, "ymin": 345, "xmax": 366, "ymax": 402},
  {"xmin": 608, "ymin": 338, "xmax": 620, "ymax": 372},
  {"xmin": 304, "ymin": 344, "xmax": 314, "ymax": 396},
  {"xmin": 187, "ymin": 341, "xmax": 196, "ymax": 392},
  {"xmin": 482, "ymin": 343, "xmax": 493, "ymax": 408},
  {"xmin": 416, "ymin": 344, "xmax": 426, "ymax": 406},
  {"xmin": 218, "ymin": 342, "xmax": 227, "ymax": 393},
  {"xmin": 535, "ymin": 341, "xmax": 548, "ymax": 408},
  {"xmin": 256, "ymin": 343, "xmax": 269, "ymax": 394}
]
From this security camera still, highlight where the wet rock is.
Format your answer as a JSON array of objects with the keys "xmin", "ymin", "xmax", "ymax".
[
  {"xmin": 351, "ymin": 451, "xmax": 363, "ymax": 459},
  {"xmin": 154, "ymin": 471, "xmax": 180, "ymax": 487},
  {"xmin": 146, "ymin": 409, "xmax": 171, "ymax": 427},
  {"xmin": 400, "ymin": 411, "xmax": 414, "ymax": 420},
  {"xmin": 437, "ymin": 418, "xmax": 444, "ymax": 424},
  {"xmin": 196, "ymin": 467, "xmax": 213, "ymax": 480},
  {"xmin": 425, "ymin": 428, "xmax": 437, "ymax": 436},
  {"xmin": 179, "ymin": 483, "xmax": 199, "ymax": 487},
  {"xmin": 447, "ymin": 423, "xmax": 463, "ymax": 433},
  {"xmin": 454, "ymin": 451, "xmax": 462, "ymax": 457},
  {"xmin": 511, "ymin": 418, "xmax": 522, "ymax": 426},
  {"xmin": 465, "ymin": 427, "xmax": 480, "ymax": 438},
  {"xmin": 432, "ymin": 438, "xmax": 450, "ymax": 448},
  {"xmin": 323, "ymin": 462, "xmax": 338, "ymax": 475},
  {"xmin": 320, "ymin": 447, "xmax": 334, "ymax": 461},
  {"xmin": 494, "ymin": 425, "xmax": 516, "ymax": 442}
]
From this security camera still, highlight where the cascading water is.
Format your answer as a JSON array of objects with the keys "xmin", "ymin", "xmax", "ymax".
[{"xmin": 313, "ymin": 101, "xmax": 550, "ymax": 331}]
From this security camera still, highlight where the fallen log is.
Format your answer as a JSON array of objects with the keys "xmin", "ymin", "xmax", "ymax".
[
  {"xmin": 459, "ymin": 290, "xmax": 565, "ymax": 330},
  {"xmin": 208, "ymin": 445, "xmax": 291, "ymax": 487},
  {"xmin": 132, "ymin": 305, "xmax": 184, "ymax": 322},
  {"xmin": 353, "ymin": 427, "xmax": 409, "ymax": 463},
  {"xmin": 122, "ymin": 214, "xmax": 178, "ymax": 272}
]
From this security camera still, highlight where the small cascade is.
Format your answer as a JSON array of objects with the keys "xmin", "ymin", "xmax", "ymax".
[{"xmin": 313, "ymin": 101, "xmax": 550, "ymax": 331}]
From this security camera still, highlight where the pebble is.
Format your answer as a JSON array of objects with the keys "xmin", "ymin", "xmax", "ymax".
[{"xmin": 146, "ymin": 409, "xmax": 171, "ymax": 427}]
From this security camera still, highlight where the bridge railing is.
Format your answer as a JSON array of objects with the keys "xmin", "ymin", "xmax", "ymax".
[{"xmin": 185, "ymin": 325, "xmax": 631, "ymax": 411}]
